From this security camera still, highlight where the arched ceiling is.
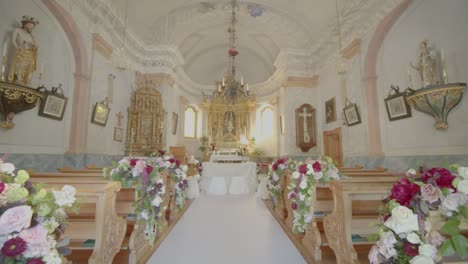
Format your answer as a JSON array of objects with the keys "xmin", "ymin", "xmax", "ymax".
[{"xmin": 101, "ymin": 0, "xmax": 399, "ymax": 84}]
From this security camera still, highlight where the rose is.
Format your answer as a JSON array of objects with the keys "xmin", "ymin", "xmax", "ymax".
[
  {"xmin": 151, "ymin": 195, "xmax": 162, "ymax": 207},
  {"xmin": 313, "ymin": 171, "xmax": 323, "ymax": 181},
  {"xmin": 0, "ymin": 182, "xmax": 5, "ymax": 193},
  {"xmin": 458, "ymin": 167, "xmax": 468, "ymax": 178},
  {"xmin": 419, "ymin": 244, "xmax": 436, "ymax": 259},
  {"xmin": 440, "ymin": 193, "xmax": 466, "ymax": 215},
  {"xmin": 390, "ymin": 178, "xmax": 420, "ymax": 206},
  {"xmin": 52, "ymin": 185, "xmax": 76, "ymax": 207},
  {"xmin": 410, "ymin": 255, "xmax": 434, "ymax": 264},
  {"xmin": 377, "ymin": 241, "xmax": 397, "ymax": 258},
  {"xmin": 291, "ymin": 203, "xmax": 298, "ymax": 210},
  {"xmin": 312, "ymin": 161, "xmax": 321, "ymax": 172},
  {"xmin": 422, "ymin": 168, "xmax": 456, "ymax": 190},
  {"xmin": 145, "ymin": 165, "xmax": 153, "ymax": 174},
  {"xmin": 298, "ymin": 164, "xmax": 307, "ymax": 174},
  {"xmin": 130, "ymin": 159, "xmax": 138, "ymax": 167},
  {"xmin": 407, "ymin": 233, "xmax": 422, "ymax": 244},
  {"xmin": 0, "ymin": 162, "xmax": 15, "ymax": 174},
  {"xmin": 384, "ymin": 206, "xmax": 419, "ymax": 234},
  {"xmin": 288, "ymin": 192, "xmax": 296, "ymax": 199},
  {"xmin": 0, "ymin": 205, "xmax": 33, "ymax": 235},
  {"xmin": 272, "ymin": 163, "xmax": 278, "ymax": 172},
  {"xmin": 403, "ymin": 241, "xmax": 419, "ymax": 256},
  {"xmin": 457, "ymin": 179, "xmax": 468, "ymax": 194},
  {"xmin": 406, "ymin": 168, "xmax": 417, "ymax": 177},
  {"xmin": 20, "ymin": 224, "xmax": 48, "ymax": 257},
  {"xmin": 292, "ymin": 171, "xmax": 300, "ymax": 179},
  {"xmin": 299, "ymin": 178, "xmax": 308, "ymax": 190},
  {"xmin": 420, "ymin": 184, "xmax": 442, "ymax": 203}
]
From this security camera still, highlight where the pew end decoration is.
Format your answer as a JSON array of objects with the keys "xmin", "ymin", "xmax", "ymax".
[
  {"xmin": 0, "ymin": 159, "xmax": 78, "ymax": 263},
  {"xmin": 104, "ymin": 154, "xmax": 188, "ymax": 246},
  {"xmin": 267, "ymin": 158, "xmax": 297, "ymax": 210},
  {"xmin": 369, "ymin": 166, "xmax": 468, "ymax": 264},
  {"xmin": 287, "ymin": 156, "xmax": 343, "ymax": 233}
]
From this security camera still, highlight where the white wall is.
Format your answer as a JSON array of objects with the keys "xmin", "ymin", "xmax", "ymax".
[
  {"xmin": 0, "ymin": 0, "xmax": 73, "ymax": 154},
  {"xmin": 86, "ymin": 51, "xmax": 135, "ymax": 154},
  {"xmin": 377, "ymin": 0, "xmax": 468, "ymax": 156}
]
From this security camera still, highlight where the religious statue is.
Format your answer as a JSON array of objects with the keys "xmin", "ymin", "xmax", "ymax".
[
  {"xmin": 411, "ymin": 40, "xmax": 438, "ymax": 87},
  {"xmin": 8, "ymin": 16, "xmax": 39, "ymax": 85}
]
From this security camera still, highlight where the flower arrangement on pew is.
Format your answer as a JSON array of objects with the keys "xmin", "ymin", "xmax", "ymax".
[
  {"xmin": 104, "ymin": 157, "xmax": 165, "ymax": 246},
  {"xmin": 0, "ymin": 159, "xmax": 78, "ymax": 264},
  {"xmin": 369, "ymin": 166, "xmax": 468, "ymax": 264},
  {"xmin": 267, "ymin": 158, "xmax": 298, "ymax": 207},
  {"xmin": 287, "ymin": 156, "xmax": 342, "ymax": 233}
]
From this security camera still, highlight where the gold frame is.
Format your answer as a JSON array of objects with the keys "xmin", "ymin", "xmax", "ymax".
[
  {"xmin": 325, "ymin": 97, "xmax": 336, "ymax": 123},
  {"xmin": 114, "ymin": 127, "xmax": 123, "ymax": 142},
  {"xmin": 91, "ymin": 102, "xmax": 110, "ymax": 127}
]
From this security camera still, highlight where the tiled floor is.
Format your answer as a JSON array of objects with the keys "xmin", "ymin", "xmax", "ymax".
[{"xmin": 147, "ymin": 194, "xmax": 306, "ymax": 264}]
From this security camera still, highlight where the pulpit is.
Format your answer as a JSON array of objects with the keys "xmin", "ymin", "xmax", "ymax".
[{"xmin": 125, "ymin": 82, "xmax": 164, "ymax": 156}]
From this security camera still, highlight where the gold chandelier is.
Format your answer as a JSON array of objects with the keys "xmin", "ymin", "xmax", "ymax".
[{"xmin": 215, "ymin": 0, "xmax": 250, "ymax": 103}]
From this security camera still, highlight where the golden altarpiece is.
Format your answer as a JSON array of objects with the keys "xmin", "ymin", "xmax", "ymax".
[
  {"xmin": 125, "ymin": 82, "xmax": 164, "ymax": 156},
  {"xmin": 203, "ymin": 74, "xmax": 256, "ymax": 149}
]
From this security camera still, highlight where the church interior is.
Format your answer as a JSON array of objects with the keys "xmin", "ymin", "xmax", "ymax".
[{"xmin": 0, "ymin": 0, "xmax": 467, "ymax": 263}]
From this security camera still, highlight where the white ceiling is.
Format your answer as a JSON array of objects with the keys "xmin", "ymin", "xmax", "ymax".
[{"xmin": 101, "ymin": 0, "xmax": 395, "ymax": 84}]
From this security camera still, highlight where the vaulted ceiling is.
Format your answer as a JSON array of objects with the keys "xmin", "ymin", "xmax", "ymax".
[{"xmin": 100, "ymin": 0, "xmax": 400, "ymax": 85}]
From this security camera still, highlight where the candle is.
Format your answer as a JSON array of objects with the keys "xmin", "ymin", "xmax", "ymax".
[
  {"xmin": 246, "ymin": 84, "xmax": 249, "ymax": 91},
  {"xmin": 222, "ymin": 77, "xmax": 225, "ymax": 86},
  {"xmin": 241, "ymin": 76, "xmax": 244, "ymax": 85},
  {"xmin": 440, "ymin": 48, "xmax": 448, "ymax": 84},
  {"xmin": 218, "ymin": 84, "xmax": 221, "ymax": 92}
]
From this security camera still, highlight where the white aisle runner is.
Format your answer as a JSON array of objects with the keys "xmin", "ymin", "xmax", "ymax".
[{"xmin": 147, "ymin": 194, "xmax": 306, "ymax": 264}]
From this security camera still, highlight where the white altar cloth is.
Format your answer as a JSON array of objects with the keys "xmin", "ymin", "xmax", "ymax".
[
  {"xmin": 201, "ymin": 161, "xmax": 257, "ymax": 195},
  {"xmin": 209, "ymin": 154, "xmax": 248, "ymax": 162}
]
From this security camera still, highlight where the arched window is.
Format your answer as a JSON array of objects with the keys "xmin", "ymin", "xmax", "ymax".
[
  {"xmin": 184, "ymin": 106, "xmax": 197, "ymax": 138},
  {"xmin": 261, "ymin": 106, "xmax": 274, "ymax": 138}
]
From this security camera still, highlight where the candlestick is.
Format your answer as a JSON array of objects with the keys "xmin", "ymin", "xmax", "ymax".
[
  {"xmin": 218, "ymin": 84, "xmax": 221, "ymax": 92},
  {"xmin": 241, "ymin": 76, "xmax": 244, "ymax": 86},
  {"xmin": 246, "ymin": 83, "xmax": 249, "ymax": 91},
  {"xmin": 222, "ymin": 77, "xmax": 225, "ymax": 86},
  {"xmin": 440, "ymin": 48, "xmax": 448, "ymax": 84},
  {"xmin": 2, "ymin": 42, "xmax": 6, "ymax": 58}
]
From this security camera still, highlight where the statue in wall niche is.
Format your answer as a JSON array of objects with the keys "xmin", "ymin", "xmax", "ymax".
[
  {"xmin": 411, "ymin": 40, "xmax": 438, "ymax": 87},
  {"xmin": 8, "ymin": 16, "xmax": 39, "ymax": 85}
]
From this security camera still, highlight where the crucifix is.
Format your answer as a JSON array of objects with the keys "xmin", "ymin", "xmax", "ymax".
[
  {"xmin": 116, "ymin": 111, "xmax": 124, "ymax": 127},
  {"xmin": 299, "ymin": 107, "xmax": 312, "ymax": 143}
]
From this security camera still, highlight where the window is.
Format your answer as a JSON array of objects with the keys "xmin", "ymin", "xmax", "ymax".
[
  {"xmin": 261, "ymin": 106, "xmax": 274, "ymax": 137},
  {"xmin": 184, "ymin": 106, "xmax": 197, "ymax": 138}
]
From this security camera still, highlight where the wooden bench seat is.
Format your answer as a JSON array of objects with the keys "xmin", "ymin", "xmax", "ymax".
[{"xmin": 28, "ymin": 178, "xmax": 127, "ymax": 264}]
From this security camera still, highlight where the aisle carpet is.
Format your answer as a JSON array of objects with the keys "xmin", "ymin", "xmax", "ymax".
[{"xmin": 147, "ymin": 194, "xmax": 306, "ymax": 264}]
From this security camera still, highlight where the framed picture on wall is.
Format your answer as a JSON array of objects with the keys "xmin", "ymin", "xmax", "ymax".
[
  {"xmin": 325, "ymin": 97, "xmax": 336, "ymax": 123},
  {"xmin": 343, "ymin": 103, "xmax": 361, "ymax": 126},
  {"xmin": 38, "ymin": 85, "xmax": 68, "ymax": 121},
  {"xmin": 91, "ymin": 102, "xmax": 110, "ymax": 127},
  {"xmin": 384, "ymin": 86, "xmax": 412, "ymax": 121}
]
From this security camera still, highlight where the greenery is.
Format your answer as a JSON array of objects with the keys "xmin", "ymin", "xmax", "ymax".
[{"xmin": 199, "ymin": 136, "xmax": 208, "ymax": 152}]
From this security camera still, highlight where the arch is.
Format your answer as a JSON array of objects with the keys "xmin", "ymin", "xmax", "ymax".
[
  {"xmin": 362, "ymin": 0, "xmax": 413, "ymax": 156},
  {"xmin": 42, "ymin": 0, "xmax": 90, "ymax": 153}
]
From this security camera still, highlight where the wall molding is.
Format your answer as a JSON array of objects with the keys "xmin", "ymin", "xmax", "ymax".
[
  {"xmin": 283, "ymin": 75, "xmax": 319, "ymax": 88},
  {"xmin": 92, "ymin": 33, "xmax": 113, "ymax": 59},
  {"xmin": 341, "ymin": 38, "xmax": 361, "ymax": 61}
]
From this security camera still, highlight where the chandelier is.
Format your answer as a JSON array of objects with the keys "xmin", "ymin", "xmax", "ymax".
[{"xmin": 215, "ymin": 0, "xmax": 250, "ymax": 102}]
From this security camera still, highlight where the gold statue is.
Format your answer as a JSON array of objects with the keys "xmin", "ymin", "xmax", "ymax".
[
  {"xmin": 8, "ymin": 16, "xmax": 39, "ymax": 85},
  {"xmin": 411, "ymin": 40, "xmax": 438, "ymax": 87}
]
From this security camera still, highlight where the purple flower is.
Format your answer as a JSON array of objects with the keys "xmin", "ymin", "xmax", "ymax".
[
  {"xmin": 312, "ymin": 161, "xmax": 321, "ymax": 172},
  {"xmin": 1, "ymin": 237, "xmax": 27, "ymax": 257},
  {"xmin": 0, "ymin": 182, "xmax": 5, "ymax": 193},
  {"xmin": 298, "ymin": 164, "xmax": 307, "ymax": 174},
  {"xmin": 403, "ymin": 241, "xmax": 419, "ymax": 257},
  {"xmin": 291, "ymin": 203, "xmax": 298, "ymax": 210},
  {"xmin": 130, "ymin": 159, "xmax": 138, "ymax": 167},
  {"xmin": 156, "ymin": 183, "xmax": 163, "ymax": 189},
  {"xmin": 145, "ymin": 165, "xmax": 153, "ymax": 174}
]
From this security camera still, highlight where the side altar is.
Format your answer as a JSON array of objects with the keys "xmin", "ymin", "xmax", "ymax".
[{"xmin": 125, "ymin": 81, "xmax": 165, "ymax": 156}]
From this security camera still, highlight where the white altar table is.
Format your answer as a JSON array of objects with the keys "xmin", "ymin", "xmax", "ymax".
[
  {"xmin": 209, "ymin": 154, "xmax": 248, "ymax": 162},
  {"xmin": 200, "ymin": 161, "xmax": 257, "ymax": 195}
]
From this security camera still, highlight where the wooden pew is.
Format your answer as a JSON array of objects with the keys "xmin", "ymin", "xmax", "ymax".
[
  {"xmin": 57, "ymin": 166, "xmax": 103, "ymax": 173},
  {"xmin": 28, "ymin": 177, "xmax": 127, "ymax": 264},
  {"xmin": 30, "ymin": 170, "xmax": 179, "ymax": 264},
  {"xmin": 323, "ymin": 177, "xmax": 396, "ymax": 264}
]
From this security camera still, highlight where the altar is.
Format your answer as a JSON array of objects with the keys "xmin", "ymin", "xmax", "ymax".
[{"xmin": 200, "ymin": 161, "xmax": 257, "ymax": 195}]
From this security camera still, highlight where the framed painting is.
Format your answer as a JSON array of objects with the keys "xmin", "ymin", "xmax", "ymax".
[
  {"xmin": 172, "ymin": 112, "xmax": 178, "ymax": 135},
  {"xmin": 114, "ymin": 127, "xmax": 123, "ymax": 142},
  {"xmin": 91, "ymin": 102, "xmax": 110, "ymax": 126},
  {"xmin": 325, "ymin": 97, "xmax": 336, "ymax": 123},
  {"xmin": 38, "ymin": 92, "xmax": 68, "ymax": 121},
  {"xmin": 385, "ymin": 93, "xmax": 412, "ymax": 121},
  {"xmin": 343, "ymin": 103, "xmax": 361, "ymax": 126}
]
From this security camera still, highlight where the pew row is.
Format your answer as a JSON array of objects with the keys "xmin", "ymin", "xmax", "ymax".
[
  {"xmin": 28, "ymin": 177, "xmax": 126, "ymax": 264},
  {"xmin": 29, "ymin": 170, "xmax": 188, "ymax": 264}
]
